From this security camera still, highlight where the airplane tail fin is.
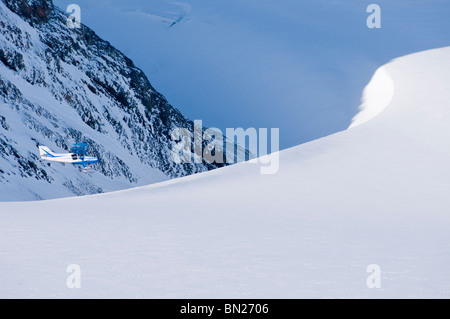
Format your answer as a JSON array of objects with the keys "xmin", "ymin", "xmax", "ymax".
[{"xmin": 39, "ymin": 146, "xmax": 55, "ymax": 158}]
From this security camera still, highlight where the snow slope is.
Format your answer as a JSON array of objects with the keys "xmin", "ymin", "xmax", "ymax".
[
  {"xmin": 1, "ymin": 47, "xmax": 450, "ymax": 298},
  {"xmin": 53, "ymin": 0, "xmax": 450, "ymax": 148},
  {"xmin": 0, "ymin": 0, "xmax": 225, "ymax": 201}
]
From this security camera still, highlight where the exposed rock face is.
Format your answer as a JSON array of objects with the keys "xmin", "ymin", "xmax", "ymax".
[{"xmin": 0, "ymin": 0, "xmax": 229, "ymax": 201}]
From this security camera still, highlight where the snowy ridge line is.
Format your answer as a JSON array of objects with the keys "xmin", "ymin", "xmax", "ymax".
[
  {"xmin": 0, "ymin": 57, "xmax": 402, "ymax": 204},
  {"xmin": 348, "ymin": 65, "xmax": 395, "ymax": 129},
  {"xmin": 1, "ymin": 47, "xmax": 450, "ymax": 298}
]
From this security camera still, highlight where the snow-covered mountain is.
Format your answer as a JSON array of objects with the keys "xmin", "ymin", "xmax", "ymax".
[
  {"xmin": 52, "ymin": 0, "xmax": 450, "ymax": 149},
  {"xmin": 1, "ymin": 47, "xmax": 449, "ymax": 298},
  {"xmin": 0, "ymin": 0, "xmax": 226, "ymax": 201}
]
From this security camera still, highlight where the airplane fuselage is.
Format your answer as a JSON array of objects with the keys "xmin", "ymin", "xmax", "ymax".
[
  {"xmin": 41, "ymin": 153, "xmax": 99, "ymax": 165},
  {"xmin": 39, "ymin": 146, "xmax": 99, "ymax": 166}
]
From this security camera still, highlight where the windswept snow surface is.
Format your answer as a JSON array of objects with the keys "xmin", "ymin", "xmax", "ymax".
[
  {"xmin": 348, "ymin": 67, "xmax": 394, "ymax": 129},
  {"xmin": 1, "ymin": 47, "xmax": 450, "ymax": 298}
]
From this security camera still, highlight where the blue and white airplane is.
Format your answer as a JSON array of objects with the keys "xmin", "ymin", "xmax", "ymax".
[{"xmin": 39, "ymin": 143, "xmax": 99, "ymax": 172}]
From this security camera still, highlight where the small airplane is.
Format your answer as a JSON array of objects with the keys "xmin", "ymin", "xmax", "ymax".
[{"xmin": 39, "ymin": 143, "xmax": 99, "ymax": 172}]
